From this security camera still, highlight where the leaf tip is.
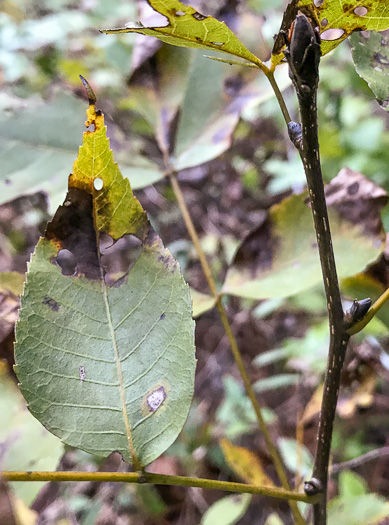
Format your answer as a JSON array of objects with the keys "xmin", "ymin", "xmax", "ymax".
[{"xmin": 79, "ymin": 75, "xmax": 97, "ymax": 106}]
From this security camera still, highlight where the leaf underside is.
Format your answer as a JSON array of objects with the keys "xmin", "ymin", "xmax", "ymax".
[{"xmin": 14, "ymin": 105, "xmax": 196, "ymax": 467}]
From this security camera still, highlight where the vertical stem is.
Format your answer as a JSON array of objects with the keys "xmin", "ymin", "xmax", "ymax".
[
  {"xmin": 298, "ymin": 86, "xmax": 350, "ymax": 525},
  {"xmin": 284, "ymin": 14, "xmax": 350, "ymax": 524},
  {"xmin": 169, "ymin": 173, "xmax": 306, "ymax": 525}
]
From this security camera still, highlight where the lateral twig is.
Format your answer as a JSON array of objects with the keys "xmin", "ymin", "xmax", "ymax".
[
  {"xmin": 1, "ymin": 471, "xmax": 318, "ymax": 503},
  {"xmin": 284, "ymin": 14, "xmax": 350, "ymax": 525}
]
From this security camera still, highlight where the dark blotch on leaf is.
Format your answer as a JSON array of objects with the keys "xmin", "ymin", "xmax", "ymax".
[
  {"xmin": 193, "ymin": 12, "xmax": 207, "ymax": 21},
  {"xmin": 42, "ymin": 296, "xmax": 60, "ymax": 312},
  {"xmin": 160, "ymin": 313, "xmax": 165, "ymax": 320},
  {"xmin": 46, "ymin": 187, "xmax": 100, "ymax": 280},
  {"xmin": 347, "ymin": 181, "xmax": 359, "ymax": 196}
]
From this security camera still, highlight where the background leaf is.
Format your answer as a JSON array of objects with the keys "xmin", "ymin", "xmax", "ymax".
[
  {"xmin": 350, "ymin": 30, "xmax": 389, "ymax": 112},
  {"xmin": 0, "ymin": 93, "xmax": 163, "ymax": 210},
  {"xmin": 220, "ymin": 438, "xmax": 275, "ymax": 486},
  {"xmin": 14, "ymin": 102, "xmax": 196, "ymax": 467},
  {"xmin": 0, "ymin": 364, "xmax": 64, "ymax": 505},
  {"xmin": 200, "ymin": 493, "xmax": 251, "ymax": 525}
]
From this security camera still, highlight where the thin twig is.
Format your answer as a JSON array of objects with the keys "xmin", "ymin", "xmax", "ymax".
[
  {"xmin": 265, "ymin": 70, "xmax": 291, "ymax": 125},
  {"xmin": 284, "ymin": 15, "xmax": 350, "ymax": 525},
  {"xmin": 1, "ymin": 471, "xmax": 318, "ymax": 503},
  {"xmin": 331, "ymin": 447, "xmax": 389, "ymax": 474}
]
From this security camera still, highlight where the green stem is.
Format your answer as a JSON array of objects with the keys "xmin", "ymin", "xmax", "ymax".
[
  {"xmin": 347, "ymin": 287, "xmax": 389, "ymax": 335},
  {"xmin": 2, "ymin": 471, "xmax": 318, "ymax": 503},
  {"xmin": 169, "ymin": 173, "xmax": 306, "ymax": 525},
  {"xmin": 265, "ymin": 70, "xmax": 291, "ymax": 125}
]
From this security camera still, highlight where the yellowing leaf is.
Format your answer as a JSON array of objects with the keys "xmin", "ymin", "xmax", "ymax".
[
  {"xmin": 101, "ymin": 0, "xmax": 264, "ymax": 69},
  {"xmin": 220, "ymin": 438, "xmax": 274, "ymax": 487},
  {"xmin": 272, "ymin": 0, "xmax": 389, "ymax": 67}
]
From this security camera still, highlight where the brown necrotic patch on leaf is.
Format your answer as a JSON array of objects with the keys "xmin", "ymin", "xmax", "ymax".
[
  {"xmin": 144, "ymin": 228, "xmax": 178, "ymax": 272},
  {"xmin": 46, "ymin": 187, "xmax": 100, "ymax": 280},
  {"xmin": 141, "ymin": 381, "xmax": 170, "ymax": 416}
]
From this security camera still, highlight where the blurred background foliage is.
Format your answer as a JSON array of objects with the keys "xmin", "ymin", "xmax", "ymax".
[{"xmin": 1, "ymin": 1, "xmax": 389, "ymax": 524}]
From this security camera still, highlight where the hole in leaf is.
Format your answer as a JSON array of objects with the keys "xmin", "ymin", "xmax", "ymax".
[
  {"xmin": 354, "ymin": 6, "xmax": 368, "ymax": 16},
  {"xmin": 321, "ymin": 28, "xmax": 345, "ymax": 41},
  {"xmin": 193, "ymin": 12, "xmax": 206, "ymax": 21},
  {"xmin": 56, "ymin": 249, "xmax": 77, "ymax": 276},
  {"xmin": 94, "ymin": 177, "xmax": 103, "ymax": 191},
  {"xmin": 313, "ymin": 0, "xmax": 324, "ymax": 6},
  {"xmin": 99, "ymin": 233, "xmax": 142, "ymax": 286},
  {"xmin": 320, "ymin": 18, "xmax": 328, "ymax": 27},
  {"xmin": 175, "ymin": 10, "xmax": 185, "ymax": 16}
]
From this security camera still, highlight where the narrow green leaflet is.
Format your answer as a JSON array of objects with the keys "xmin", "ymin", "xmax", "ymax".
[
  {"xmin": 101, "ymin": 0, "xmax": 263, "ymax": 69},
  {"xmin": 125, "ymin": 45, "xmax": 277, "ymax": 177},
  {"xmin": 272, "ymin": 0, "xmax": 389, "ymax": 67},
  {"xmin": 14, "ymin": 98, "xmax": 196, "ymax": 467},
  {"xmin": 0, "ymin": 365, "xmax": 64, "ymax": 505},
  {"xmin": 351, "ymin": 30, "xmax": 389, "ymax": 112}
]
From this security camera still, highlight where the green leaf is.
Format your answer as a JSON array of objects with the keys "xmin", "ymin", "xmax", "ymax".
[
  {"xmin": 253, "ymin": 374, "xmax": 300, "ymax": 393},
  {"xmin": 272, "ymin": 0, "xmax": 389, "ymax": 67},
  {"xmin": 223, "ymin": 189, "xmax": 385, "ymax": 300},
  {"xmin": 350, "ymin": 30, "xmax": 389, "ymax": 112},
  {"xmin": 0, "ymin": 365, "xmax": 64, "ymax": 505},
  {"xmin": 338, "ymin": 471, "xmax": 368, "ymax": 498},
  {"xmin": 278, "ymin": 437, "xmax": 313, "ymax": 478},
  {"xmin": 328, "ymin": 494, "xmax": 389, "ymax": 525},
  {"xmin": 126, "ymin": 46, "xmax": 276, "ymax": 174},
  {"xmin": 14, "ymin": 100, "xmax": 196, "ymax": 467},
  {"xmin": 101, "ymin": 0, "xmax": 263, "ymax": 69},
  {"xmin": 0, "ymin": 93, "xmax": 162, "ymax": 210},
  {"xmin": 201, "ymin": 494, "xmax": 252, "ymax": 525},
  {"xmin": 190, "ymin": 288, "xmax": 215, "ymax": 318}
]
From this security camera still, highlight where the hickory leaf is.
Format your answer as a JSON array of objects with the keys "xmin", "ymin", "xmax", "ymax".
[
  {"xmin": 14, "ymin": 98, "xmax": 196, "ymax": 468},
  {"xmin": 223, "ymin": 171, "xmax": 386, "ymax": 300},
  {"xmin": 101, "ymin": 0, "xmax": 264, "ymax": 69},
  {"xmin": 272, "ymin": 0, "xmax": 389, "ymax": 67}
]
